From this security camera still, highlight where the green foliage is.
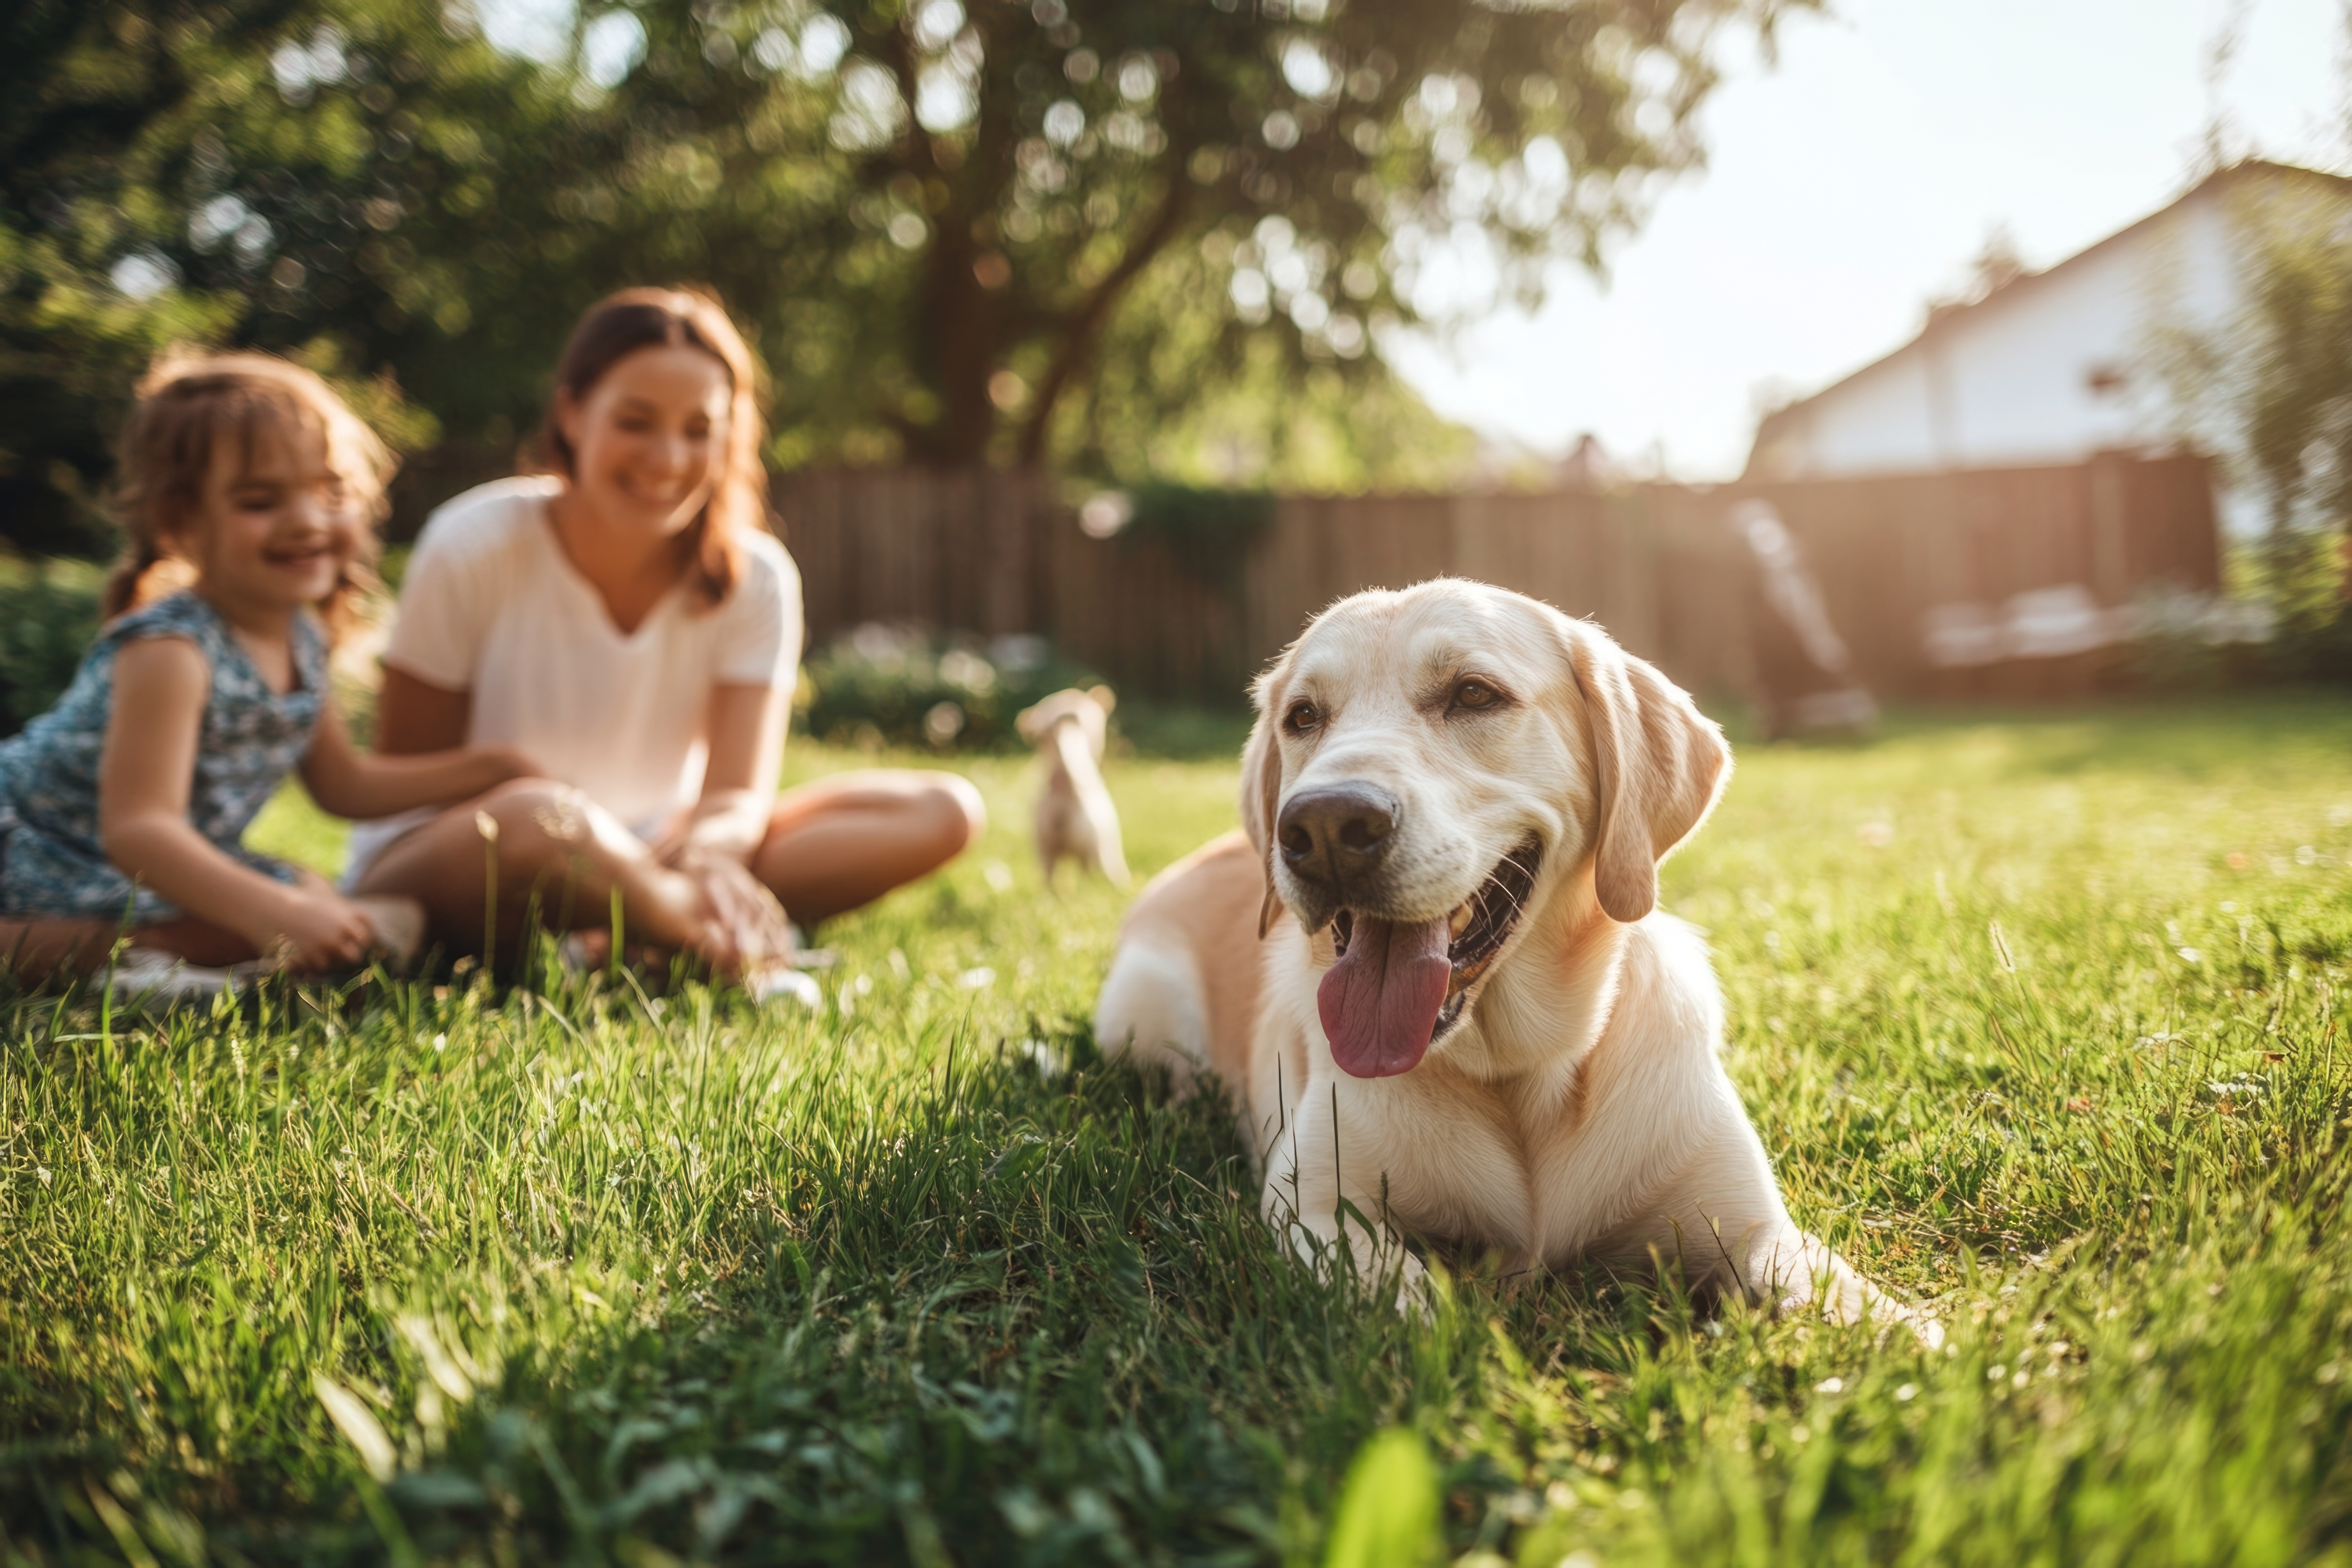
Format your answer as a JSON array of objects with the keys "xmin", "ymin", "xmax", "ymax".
[
  {"xmin": 1053, "ymin": 214, "xmax": 1484, "ymax": 492},
  {"xmin": 2147, "ymin": 169, "xmax": 2352, "ymax": 534},
  {"xmin": 0, "ymin": 0, "xmax": 268, "ymax": 553},
  {"xmin": 21, "ymin": 702, "xmax": 2352, "ymax": 1563},
  {"xmin": 0, "ymin": 560, "xmax": 104, "ymax": 735},
  {"xmin": 2244, "ymin": 529, "xmax": 2352, "ymax": 684},
  {"xmin": 2138, "ymin": 533, "xmax": 2352, "ymax": 692},
  {"xmin": 2144, "ymin": 170, "xmax": 2352, "ymax": 683},
  {"xmin": 580, "ymin": 0, "xmax": 1812, "ymax": 471},
  {"xmin": 1324, "ymin": 1428, "xmax": 1442, "ymax": 1568},
  {"xmin": 2230, "ymin": 176, "xmax": 2352, "ymax": 535},
  {"xmin": 1, "ymin": 0, "xmax": 483, "ymax": 557},
  {"xmin": 4, "ymin": 0, "xmax": 1806, "ymax": 542},
  {"xmin": 797, "ymin": 626, "xmax": 1101, "ymax": 752}
]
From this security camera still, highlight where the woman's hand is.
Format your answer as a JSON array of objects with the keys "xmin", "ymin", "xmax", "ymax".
[
  {"xmin": 654, "ymin": 789, "xmax": 773, "ymax": 873},
  {"xmin": 245, "ymin": 883, "xmax": 377, "ymax": 971},
  {"xmin": 477, "ymin": 745, "xmax": 542, "ymax": 787},
  {"xmin": 676, "ymin": 848, "xmax": 795, "ymax": 975}
]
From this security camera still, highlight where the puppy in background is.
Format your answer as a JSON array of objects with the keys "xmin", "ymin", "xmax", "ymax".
[{"xmin": 1016, "ymin": 686, "xmax": 1130, "ymax": 889}]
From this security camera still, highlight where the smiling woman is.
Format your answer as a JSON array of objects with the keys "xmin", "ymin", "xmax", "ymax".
[{"xmin": 347, "ymin": 287, "xmax": 982, "ymax": 984}]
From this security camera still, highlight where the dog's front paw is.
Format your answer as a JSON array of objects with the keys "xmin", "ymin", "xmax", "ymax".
[
  {"xmin": 1391, "ymin": 1252, "xmax": 1435, "ymax": 1321},
  {"xmin": 1890, "ymin": 1304, "xmax": 1946, "ymax": 1351},
  {"xmin": 1779, "ymin": 1286, "xmax": 1944, "ymax": 1350}
]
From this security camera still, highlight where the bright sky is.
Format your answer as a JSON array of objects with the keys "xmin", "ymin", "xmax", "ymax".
[{"xmin": 1386, "ymin": 0, "xmax": 2352, "ymax": 479}]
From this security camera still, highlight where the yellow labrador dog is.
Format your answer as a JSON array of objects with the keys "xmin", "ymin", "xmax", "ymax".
[{"xmin": 1097, "ymin": 580, "xmax": 1922, "ymax": 1331}]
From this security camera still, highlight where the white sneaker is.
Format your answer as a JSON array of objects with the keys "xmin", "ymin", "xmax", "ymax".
[
  {"xmin": 747, "ymin": 965, "xmax": 823, "ymax": 1009},
  {"xmin": 351, "ymin": 895, "xmax": 426, "ymax": 970},
  {"xmin": 108, "ymin": 947, "xmax": 238, "ymax": 1004}
]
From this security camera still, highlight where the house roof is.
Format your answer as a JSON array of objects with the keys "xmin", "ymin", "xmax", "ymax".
[{"xmin": 1742, "ymin": 159, "xmax": 2352, "ymax": 476}]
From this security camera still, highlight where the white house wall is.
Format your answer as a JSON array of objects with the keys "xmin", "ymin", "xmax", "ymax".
[{"xmin": 1751, "ymin": 181, "xmax": 2256, "ymax": 501}]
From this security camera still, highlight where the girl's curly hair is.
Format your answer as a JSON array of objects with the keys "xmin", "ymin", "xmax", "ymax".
[{"xmin": 107, "ymin": 350, "xmax": 395, "ymax": 637}]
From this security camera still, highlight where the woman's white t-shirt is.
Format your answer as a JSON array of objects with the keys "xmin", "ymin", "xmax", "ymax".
[{"xmin": 345, "ymin": 476, "xmax": 802, "ymax": 878}]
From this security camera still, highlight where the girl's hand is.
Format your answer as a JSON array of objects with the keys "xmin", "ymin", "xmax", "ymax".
[{"xmin": 248, "ymin": 884, "xmax": 376, "ymax": 972}]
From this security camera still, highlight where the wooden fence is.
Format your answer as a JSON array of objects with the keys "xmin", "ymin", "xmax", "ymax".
[{"xmin": 772, "ymin": 453, "xmax": 2221, "ymax": 705}]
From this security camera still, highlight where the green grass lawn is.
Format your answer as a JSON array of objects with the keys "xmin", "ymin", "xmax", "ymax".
[{"xmin": 11, "ymin": 697, "xmax": 2352, "ymax": 1566}]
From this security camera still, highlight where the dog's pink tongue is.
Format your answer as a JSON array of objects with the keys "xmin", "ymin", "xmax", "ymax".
[{"xmin": 1318, "ymin": 915, "xmax": 1452, "ymax": 1078}]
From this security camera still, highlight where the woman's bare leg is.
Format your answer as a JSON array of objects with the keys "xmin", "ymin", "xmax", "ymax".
[
  {"xmin": 751, "ymin": 770, "xmax": 984, "ymax": 927},
  {"xmin": 351, "ymin": 778, "xmax": 710, "ymax": 956}
]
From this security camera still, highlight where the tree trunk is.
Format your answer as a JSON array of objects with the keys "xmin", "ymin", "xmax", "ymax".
[{"xmin": 1015, "ymin": 168, "xmax": 1190, "ymax": 468}]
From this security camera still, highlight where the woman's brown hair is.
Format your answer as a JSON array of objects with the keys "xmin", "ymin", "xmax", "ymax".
[
  {"xmin": 532, "ymin": 286, "xmax": 769, "ymax": 609},
  {"xmin": 106, "ymin": 350, "xmax": 394, "ymax": 636}
]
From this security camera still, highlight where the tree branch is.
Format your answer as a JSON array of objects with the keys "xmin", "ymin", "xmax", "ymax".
[{"xmin": 1015, "ymin": 158, "xmax": 1192, "ymax": 468}]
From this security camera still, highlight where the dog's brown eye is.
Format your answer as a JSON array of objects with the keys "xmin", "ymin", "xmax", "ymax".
[
  {"xmin": 1284, "ymin": 699, "xmax": 1323, "ymax": 734},
  {"xmin": 1452, "ymin": 679, "xmax": 1504, "ymax": 711}
]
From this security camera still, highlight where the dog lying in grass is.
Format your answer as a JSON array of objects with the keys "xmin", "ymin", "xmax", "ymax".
[
  {"xmin": 1096, "ymin": 580, "xmax": 1929, "ymax": 1335},
  {"xmin": 1016, "ymin": 685, "xmax": 1129, "ymax": 889}
]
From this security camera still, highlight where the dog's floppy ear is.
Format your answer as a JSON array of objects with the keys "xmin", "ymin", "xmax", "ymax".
[
  {"xmin": 1559, "ymin": 617, "xmax": 1731, "ymax": 924},
  {"xmin": 1086, "ymin": 684, "xmax": 1116, "ymax": 715},
  {"xmin": 1015, "ymin": 696, "xmax": 1050, "ymax": 743},
  {"xmin": 1241, "ymin": 662, "xmax": 1290, "ymax": 939}
]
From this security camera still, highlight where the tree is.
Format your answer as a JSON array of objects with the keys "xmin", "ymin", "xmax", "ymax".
[
  {"xmin": 0, "ymin": 0, "xmax": 581, "ymax": 550},
  {"xmin": 598, "ymin": 0, "xmax": 1814, "ymax": 470},
  {"xmin": 2220, "ymin": 173, "xmax": 2352, "ymax": 681},
  {"xmin": 2233, "ymin": 178, "xmax": 2352, "ymax": 535},
  {"xmin": 2152, "ymin": 169, "xmax": 2352, "ymax": 536},
  {"xmin": 0, "ymin": 0, "xmax": 295, "ymax": 552},
  {"xmin": 1074, "ymin": 237, "xmax": 1478, "ymax": 490},
  {"xmin": 5, "ymin": 0, "xmax": 1809, "ymax": 548},
  {"xmin": 2147, "ymin": 166, "xmax": 2352, "ymax": 680}
]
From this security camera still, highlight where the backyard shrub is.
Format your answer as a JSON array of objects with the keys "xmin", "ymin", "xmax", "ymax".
[
  {"xmin": 2245, "ymin": 527, "xmax": 2352, "ymax": 683},
  {"xmin": 797, "ymin": 623, "xmax": 1104, "ymax": 751},
  {"xmin": 2125, "ymin": 528, "xmax": 2351, "ymax": 692},
  {"xmin": 0, "ymin": 558, "xmax": 103, "ymax": 736},
  {"xmin": 1116, "ymin": 483, "xmax": 1277, "ymax": 591}
]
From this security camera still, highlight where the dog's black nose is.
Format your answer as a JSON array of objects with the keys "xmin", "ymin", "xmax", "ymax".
[{"xmin": 1278, "ymin": 785, "xmax": 1398, "ymax": 886}]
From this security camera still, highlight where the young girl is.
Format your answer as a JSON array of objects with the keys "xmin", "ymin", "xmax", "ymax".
[{"xmin": 0, "ymin": 350, "xmax": 532, "ymax": 983}]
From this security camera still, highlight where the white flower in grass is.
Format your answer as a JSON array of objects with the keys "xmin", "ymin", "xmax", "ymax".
[
  {"xmin": 1014, "ymin": 1038, "xmax": 1063, "ymax": 1080},
  {"xmin": 313, "ymin": 1374, "xmax": 396, "ymax": 1481},
  {"xmin": 959, "ymin": 966, "xmax": 995, "ymax": 989}
]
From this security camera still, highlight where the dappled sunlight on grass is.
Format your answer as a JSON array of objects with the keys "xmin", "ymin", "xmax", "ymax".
[{"xmin": 14, "ymin": 697, "xmax": 2352, "ymax": 1564}]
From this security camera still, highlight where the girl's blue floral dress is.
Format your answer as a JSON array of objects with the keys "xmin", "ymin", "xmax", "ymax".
[{"xmin": 0, "ymin": 591, "xmax": 325, "ymax": 925}]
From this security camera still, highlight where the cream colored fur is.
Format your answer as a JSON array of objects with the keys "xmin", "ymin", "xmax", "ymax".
[
  {"xmin": 1094, "ymin": 580, "xmax": 1928, "ymax": 1334},
  {"xmin": 1017, "ymin": 686, "xmax": 1129, "ymax": 888}
]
